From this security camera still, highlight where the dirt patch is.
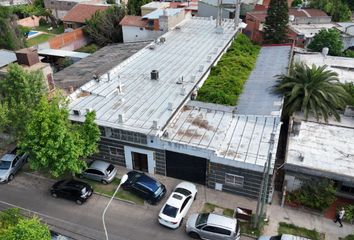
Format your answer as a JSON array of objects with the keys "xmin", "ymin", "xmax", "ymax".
[{"xmin": 191, "ymin": 115, "xmax": 214, "ymax": 131}]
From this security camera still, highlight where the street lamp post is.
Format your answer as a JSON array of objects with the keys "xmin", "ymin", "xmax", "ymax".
[{"xmin": 102, "ymin": 174, "xmax": 128, "ymax": 240}]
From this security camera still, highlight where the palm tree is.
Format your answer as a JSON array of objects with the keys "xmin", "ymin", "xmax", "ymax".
[{"xmin": 274, "ymin": 63, "xmax": 350, "ymax": 122}]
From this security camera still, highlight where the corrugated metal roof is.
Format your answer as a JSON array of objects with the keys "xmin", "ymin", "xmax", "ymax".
[
  {"xmin": 0, "ymin": 50, "xmax": 16, "ymax": 68},
  {"xmin": 236, "ymin": 46, "xmax": 291, "ymax": 115},
  {"xmin": 38, "ymin": 49, "xmax": 90, "ymax": 59},
  {"xmin": 142, "ymin": 8, "xmax": 183, "ymax": 19},
  {"xmin": 68, "ymin": 17, "xmax": 239, "ymax": 135},
  {"xmin": 163, "ymin": 101, "xmax": 281, "ymax": 168}
]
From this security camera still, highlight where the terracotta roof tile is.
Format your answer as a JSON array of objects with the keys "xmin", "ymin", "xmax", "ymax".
[
  {"xmin": 119, "ymin": 15, "xmax": 147, "ymax": 28},
  {"xmin": 63, "ymin": 4, "xmax": 109, "ymax": 23},
  {"xmin": 248, "ymin": 8, "xmax": 328, "ymax": 22}
]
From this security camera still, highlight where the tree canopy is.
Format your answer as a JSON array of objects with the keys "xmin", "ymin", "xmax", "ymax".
[
  {"xmin": 263, "ymin": 0, "xmax": 289, "ymax": 44},
  {"xmin": 307, "ymin": 29, "xmax": 343, "ymax": 56},
  {"xmin": 274, "ymin": 63, "xmax": 350, "ymax": 121},
  {"xmin": 0, "ymin": 63, "xmax": 46, "ymax": 137},
  {"xmin": 127, "ymin": 0, "xmax": 151, "ymax": 15},
  {"xmin": 0, "ymin": 208, "xmax": 51, "ymax": 240},
  {"xmin": 85, "ymin": 5, "xmax": 126, "ymax": 46},
  {"xmin": 310, "ymin": 0, "xmax": 352, "ymax": 22}
]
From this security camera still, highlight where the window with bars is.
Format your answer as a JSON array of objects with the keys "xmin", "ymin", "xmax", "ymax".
[
  {"xmin": 109, "ymin": 147, "xmax": 119, "ymax": 156},
  {"xmin": 225, "ymin": 173, "xmax": 244, "ymax": 188}
]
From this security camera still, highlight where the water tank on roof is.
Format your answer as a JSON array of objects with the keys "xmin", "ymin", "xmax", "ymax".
[{"xmin": 322, "ymin": 47, "xmax": 329, "ymax": 57}]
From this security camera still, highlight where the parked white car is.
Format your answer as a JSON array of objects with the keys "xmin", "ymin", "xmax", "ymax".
[
  {"xmin": 158, "ymin": 181, "xmax": 197, "ymax": 229},
  {"xmin": 258, "ymin": 234, "xmax": 311, "ymax": 240}
]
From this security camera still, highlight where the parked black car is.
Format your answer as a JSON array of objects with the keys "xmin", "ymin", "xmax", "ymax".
[
  {"xmin": 50, "ymin": 180, "xmax": 93, "ymax": 205},
  {"xmin": 121, "ymin": 171, "xmax": 166, "ymax": 204}
]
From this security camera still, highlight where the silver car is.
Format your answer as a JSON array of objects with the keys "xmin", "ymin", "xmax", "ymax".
[
  {"xmin": 0, "ymin": 148, "xmax": 28, "ymax": 183},
  {"xmin": 78, "ymin": 160, "xmax": 117, "ymax": 184},
  {"xmin": 186, "ymin": 213, "xmax": 240, "ymax": 240}
]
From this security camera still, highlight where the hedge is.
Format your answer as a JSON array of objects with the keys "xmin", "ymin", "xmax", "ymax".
[{"xmin": 196, "ymin": 34, "xmax": 260, "ymax": 106}]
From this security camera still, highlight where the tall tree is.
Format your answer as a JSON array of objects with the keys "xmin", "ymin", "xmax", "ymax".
[
  {"xmin": 310, "ymin": 0, "xmax": 352, "ymax": 21},
  {"xmin": 263, "ymin": 0, "xmax": 289, "ymax": 44},
  {"xmin": 85, "ymin": 5, "xmax": 126, "ymax": 46},
  {"xmin": 127, "ymin": 0, "xmax": 151, "ymax": 15},
  {"xmin": 274, "ymin": 63, "xmax": 350, "ymax": 122},
  {"xmin": 0, "ymin": 64, "xmax": 46, "ymax": 137},
  {"xmin": 307, "ymin": 29, "xmax": 343, "ymax": 56},
  {"xmin": 18, "ymin": 95, "xmax": 100, "ymax": 177}
]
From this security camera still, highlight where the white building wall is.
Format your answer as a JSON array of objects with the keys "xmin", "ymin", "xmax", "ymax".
[
  {"xmin": 122, "ymin": 26, "xmax": 164, "ymax": 43},
  {"xmin": 284, "ymin": 173, "xmax": 303, "ymax": 192}
]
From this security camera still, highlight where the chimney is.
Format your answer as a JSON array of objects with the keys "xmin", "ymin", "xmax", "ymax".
[
  {"xmin": 151, "ymin": 70, "xmax": 159, "ymax": 80},
  {"xmin": 15, "ymin": 48, "xmax": 39, "ymax": 66}
]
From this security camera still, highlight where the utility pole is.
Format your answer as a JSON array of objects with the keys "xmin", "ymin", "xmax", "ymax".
[{"xmin": 254, "ymin": 132, "xmax": 276, "ymax": 228}]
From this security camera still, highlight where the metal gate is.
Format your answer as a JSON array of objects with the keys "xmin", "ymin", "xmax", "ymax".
[{"xmin": 166, "ymin": 151, "xmax": 207, "ymax": 185}]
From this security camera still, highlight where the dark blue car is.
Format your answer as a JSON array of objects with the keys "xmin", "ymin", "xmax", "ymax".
[{"xmin": 121, "ymin": 171, "xmax": 166, "ymax": 204}]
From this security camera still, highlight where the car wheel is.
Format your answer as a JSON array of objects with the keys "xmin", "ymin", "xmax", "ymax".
[
  {"xmin": 76, "ymin": 199, "xmax": 83, "ymax": 205},
  {"xmin": 8, "ymin": 174, "xmax": 14, "ymax": 182},
  {"xmin": 51, "ymin": 193, "xmax": 58, "ymax": 198},
  {"xmin": 188, "ymin": 232, "xmax": 200, "ymax": 239},
  {"xmin": 101, "ymin": 180, "xmax": 108, "ymax": 185}
]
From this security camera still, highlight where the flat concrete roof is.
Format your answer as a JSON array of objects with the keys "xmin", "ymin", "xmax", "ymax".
[
  {"xmin": 38, "ymin": 49, "xmax": 91, "ymax": 59},
  {"xmin": 141, "ymin": 1, "xmax": 170, "ymax": 9},
  {"xmin": 236, "ymin": 45, "xmax": 291, "ymax": 116},
  {"xmin": 0, "ymin": 49, "xmax": 16, "ymax": 68},
  {"xmin": 290, "ymin": 23, "xmax": 337, "ymax": 38},
  {"xmin": 54, "ymin": 42, "xmax": 149, "ymax": 91},
  {"xmin": 142, "ymin": 8, "xmax": 183, "ymax": 19},
  {"xmin": 68, "ymin": 17, "xmax": 239, "ymax": 135},
  {"xmin": 294, "ymin": 52, "xmax": 354, "ymax": 84},
  {"xmin": 162, "ymin": 101, "xmax": 281, "ymax": 170},
  {"xmin": 285, "ymin": 114, "xmax": 354, "ymax": 182}
]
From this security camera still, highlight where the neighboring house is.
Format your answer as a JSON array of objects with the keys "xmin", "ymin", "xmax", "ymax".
[
  {"xmin": 141, "ymin": 1, "xmax": 170, "ymax": 16},
  {"xmin": 0, "ymin": 48, "xmax": 55, "ymax": 92},
  {"xmin": 119, "ymin": 8, "xmax": 187, "ymax": 43},
  {"xmin": 294, "ymin": 51, "xmax": 354, "ymax": 84},
  {"xmin": 197, "ymin": 0, "xmax": 260, "ymax": 19},
  {"xmin": 62, "ymin": 3, "xmax": 109, "ymax": 29},
  {"xmin": 244, "ymin": 8, "xmax": 329, "ymax": 44},
  {"xmin": 44, "ymin": 0, "xmax": 104, "ymax": 20},
  {"xmin": 335, "ymin": 22, "xmax": 354, "ymax": 50},
  {"xmin": 0, "ymin": 0, "xmax": 28, "ymax": 6},
  {"xmin": 64, "ymin": 17, "xmax": 291, "ymax": 200},
  {"xmin": 284, "ymin": 110, "xmax": 354, "ymax": 200}
]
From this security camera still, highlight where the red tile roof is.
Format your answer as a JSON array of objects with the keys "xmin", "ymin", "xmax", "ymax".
[
  {"xmin": 248, "ymin": 8, "xmax": 328, "ymax": 22},
  {"xmin": 119, "ymin": 15, "xmax": 147, "ymax": 28},
  {"xmin": 63, "ymin": 4, "xmax": 109, "ymax": 23}
]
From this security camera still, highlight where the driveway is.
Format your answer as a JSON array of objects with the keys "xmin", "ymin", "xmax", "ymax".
[{"xmin": 0, "ymin": 172, "xmax": 254, "ymax": 240}]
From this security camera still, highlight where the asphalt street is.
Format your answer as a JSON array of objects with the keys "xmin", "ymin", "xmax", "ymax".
[{"xmin": 0, "ymin": 173, "xmax": 255, "ymax": 240}]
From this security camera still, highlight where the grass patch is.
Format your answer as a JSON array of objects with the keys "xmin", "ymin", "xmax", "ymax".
[
  {"xmin": 340, "ymin": 235, "xmax": 354, "ymax": 240},
  {"xmin": 33, "ymin": 24, "xmax": 64, "ymax": 35},
  {"xmin": 202, "ymin": 203, "xmax": 235, "ymax": 217},
  {"xmin": 240, "ymin": 221, "xmax": 262, "ymax": 237},
  {"xmin": 80, "ymin": 178, "xmax": 144, "ymax": 205},
  {"xmin": 196, "ymin": 33, "xmax": 260, "ymax": 106},
  {"xmin": 26, "ymin": 33, "xmax": 54, "ymax": 46},
  {"xmin": 278, "ymin": 222, "xmax": 325, "ymax": 240},
  {"xmin": 76, "ymin": 44, "xmax": 100, "ymax": 53}
]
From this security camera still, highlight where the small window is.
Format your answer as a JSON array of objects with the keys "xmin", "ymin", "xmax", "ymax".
[
  {"xmin": 213, "ymin": 227, "xmax": 231, "ymax": 236},
  {"xmin": 202, "ymin": 226, "xmax": 217, "ymax": 233},
  {"xmin": 67, "ymin": 2, "xmax": 71, "ymax": 5},
  {"xmin": 225, "ymin": 173, "xmax": 244, "ymax": 188},
  {"xmin": 109, "ymin": 147, "xmax": 119, "ymax": 156}
]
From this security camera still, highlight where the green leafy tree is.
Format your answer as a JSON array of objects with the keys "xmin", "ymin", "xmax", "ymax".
[
  {"xmin": 263, "ymin": 0, "xmax": 289, "ymax": 44},
  {"xmin": 308, "ymin": 29, "xmax": 343, "ymax": 56},
  {"xmin": 274, "ymin": 63, "xmax": 350, "ymax": 122},
  {"xmin": 1, "ymin": 218, "xmax": 51, "ymax": 240},
  {"xmin": 18, "ymin": 95, "xmax": 100, "ymax": 177},
  {"xmin": 310, "ymin": 0, "xmax": 351, "ymax": 21},
  {"xmin": 0, "ymin": 102, "xmax": 9, "ymax": 132},
  {"xmin": 127, "ymin": 0, "xmax": 151, "ymax": 15},
  {"xmin": 291, "ymin": 0, "xmax": 303, "ymax": 7},
  {"xmin": 79, "ymin": 111, "xmax": 100, "ymax": 158},
  {"xmin": 288, "ymin": 179, "xmax": 336, "ymax": 211},
  {"xmin": 85, "ymin": 5, "xmax": 126, "ymax": 46},
  {"xmin": 0, "ymin": 64, "xmax": 46, "ymax": 137},
  {"xmin": 343, "ymin": 82, "xmax": 354, "ymax": 106}
]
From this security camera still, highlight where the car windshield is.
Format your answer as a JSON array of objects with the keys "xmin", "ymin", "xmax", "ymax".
[
  {"xmin": 0, "ymin": 161, "xmax": 11, "ymax": 170},
  {"xmin": 106, "ymin": 164, "xmax": 115, "ymax": 174},
  {"xmin": 81, "ymin": 187, "xmax": 87, "ymax": 195},
  {"xmin": 162, "ymin": 204, "xmax": 178, "ymax": 218},
  {"xmin": 174, "ymin": 187, "xmax": 191, "ymax": 196},
  {"xmin": 196, "ymin": 213, "xmax": 209, "ymax": 226}
]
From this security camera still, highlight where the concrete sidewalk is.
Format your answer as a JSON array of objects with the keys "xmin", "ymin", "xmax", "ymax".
[{"xmin": 264, "ymin": 195, "xmax": 354, "ymax": 240}]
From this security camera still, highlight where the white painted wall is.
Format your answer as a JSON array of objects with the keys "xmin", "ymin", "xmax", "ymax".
[
  {"xmin": 124, "ymin": 145, "xmax": 156, "ymax": 174},
  {"xmin": 122, "ymin": 26, "xmax": 164, "ymax": 43}
]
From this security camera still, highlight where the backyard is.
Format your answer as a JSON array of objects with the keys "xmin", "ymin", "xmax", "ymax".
[{"xmin": 26, "ymin": 23, "xmax": 64, "ymax": 47}]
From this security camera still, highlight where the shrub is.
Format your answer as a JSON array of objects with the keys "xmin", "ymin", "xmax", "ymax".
[
  {"xmin": 39, "ymin": 18, "xmax": 47, "ymax": 26},
  {"xmin": 343, "ymin": 82, "xmax": 354, "ymax": 106},
  {"xmin": 196, "ymin": 34, "xmax": 260, "ymax": 106},
  {"xmin": 287, "ymin": 179, "xmax": 336, "ymax": 211}
]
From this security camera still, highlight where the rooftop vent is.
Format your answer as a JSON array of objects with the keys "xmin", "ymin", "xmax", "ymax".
[
  {"xmin": 73, "ymin": 110, "xmax": 80, "ymax": 116},
  {"xmin": 159, "ymin": 37, "xmax": 166, "ymax": 43},
  {"xmin": 322, "ymin": 47, "xmax": 329, "ymax": 57},
  {"xmin": 151, "ymin": 70, "xmax": 159, "ymax": 80},
  {"xmin": 149, "ymin": 44, "xmax": 156, "ymax": 50},
  {"xmin": 176, "ymin": 76, "xmax": 184, "ymax": 84},
  {"xmin": 118, "ymin": 114, "xmax": 124, "ymax": 123},
  {"xmin": 163, "ymin": 131, "xmax": 169, "ymax": 138}
]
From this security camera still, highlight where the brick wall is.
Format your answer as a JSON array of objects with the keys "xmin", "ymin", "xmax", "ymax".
[
  {"xmin": 17, "ymin": 16, "xmax": 42, "ymax": 27},
  {"xmin": 48, "ymin": 27, "xmax": 89, "ymax": 50}
]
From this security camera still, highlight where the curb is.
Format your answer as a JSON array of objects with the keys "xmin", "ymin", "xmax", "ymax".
[{"xmin": 22, "ymin": 171, "xmax": 139, "ymax": 206}]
